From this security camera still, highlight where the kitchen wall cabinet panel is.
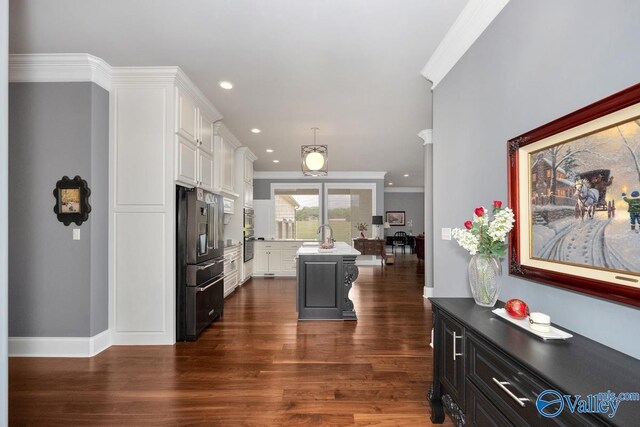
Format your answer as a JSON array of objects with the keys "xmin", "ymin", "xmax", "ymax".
[
  {"xmin": 176, "ymin": 87, "xmax": 198, "ymax": 143},
  {"xmin": 176, "ymin": 135, "xmax": 198, "ymax": 187}
]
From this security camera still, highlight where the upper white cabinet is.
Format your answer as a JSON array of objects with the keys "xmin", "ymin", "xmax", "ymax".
[
  {"xmin": 213, "ymin": 123, "xmax": 241, "ymax": 197},
  {"xmin": 236, "ymin": 147, "xmax": 257, "ymax": 209},
  {"xmin": 174, "ymin": 86, "xmax": 222, "ymax": 193},
  {"xmin": 176, "ymin": 88, "xmax": 199, "ymax": 143}
]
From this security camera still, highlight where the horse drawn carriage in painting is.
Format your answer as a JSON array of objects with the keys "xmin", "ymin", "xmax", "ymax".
[{"xmin": 574, "ymin": 169, "xmax": 615, "ymax": 219}]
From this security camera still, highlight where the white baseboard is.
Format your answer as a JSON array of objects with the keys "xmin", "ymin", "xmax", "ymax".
[
  {"xmin": 355, "ymin": 255, "xmax": 384, "ymax": 266},
  {"xmin": 423, "ymin": 286, "xmax": 435, "ymax": 298},
  {"xmin": 9, "ymin": 329, "xmax": 111, "ymax": 358}
]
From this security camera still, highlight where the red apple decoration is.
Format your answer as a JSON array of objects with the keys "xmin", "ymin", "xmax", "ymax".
[{"xmin": 505, "ymin": 299, "xmax": 530, "ymax": 319}]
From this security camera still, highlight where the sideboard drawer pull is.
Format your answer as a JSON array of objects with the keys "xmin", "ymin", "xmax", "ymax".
[
  {"xmin": 491, "ymin": 377, "xmax": 529, "ymax": 407},
  {"xmin": 452, "ymin": 331, "xmax": 463, "ymax": 360}
]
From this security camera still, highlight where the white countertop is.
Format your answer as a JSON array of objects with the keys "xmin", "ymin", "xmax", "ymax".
[{"xmin": 297, "ymin": 241, "xmax": 361, "ymax": 256}]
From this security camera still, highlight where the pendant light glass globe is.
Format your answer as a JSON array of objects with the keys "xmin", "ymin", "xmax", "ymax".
[{"xmin": 304, "ymin": 152, "xmax": 325, "ymax": 171}]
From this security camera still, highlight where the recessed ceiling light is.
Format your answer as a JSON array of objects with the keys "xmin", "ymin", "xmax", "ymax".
[
  {"xmin": 218, "ymin": 81, "xmax": 233, "ymax": 90},
  {"xmin": 273, "ymin": 159, "xmax": 280, "ymax": 163},
  {"xmin": 389, "ymin": 183, "xmax": 394, "ymax": 186},
  {"xmin": 251, "ymin": 128, "xmax": 261, "ymax": 134},
  {"xmin": 403, "ymin": 174, "xmax": 409, "ymax": 177},
  {"xmin": 266, "ymin": 149, "xmax": 274, "ymax": 153}
]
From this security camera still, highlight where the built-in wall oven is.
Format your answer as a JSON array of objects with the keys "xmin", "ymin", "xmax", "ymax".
[
  {"xmin": 176, "ymin": 186, "xmax": 225, "ymax": 341},
  {"xmin": 244, "ymin": 207, "xmax": 254, "ymax": 262}
]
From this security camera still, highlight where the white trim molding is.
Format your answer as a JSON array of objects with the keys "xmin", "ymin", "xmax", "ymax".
[
  {"xmin": 384, "ymin": 186, "xmax": 424, "ymax": 193},
  {"xmin": 421, "ymin": 0, "xmax": 510, "ymax": 88},
  {"xmin": 9, "ymin": 53, "xmax": 113, "ymax": 91},
  {"xmin": 9, "ymin": 329, "xmax": 111, "ymax": 358},
  {"xmin": 418, "ymin": 129, "xmax": 433, "ymax": 145},
  {"xmin": 423, "ymin": 286, "xmax": 435, "ymax": 299},
  {"xmin": 254, "ymin": 171, "xmax": 387, "ymax": 180}
]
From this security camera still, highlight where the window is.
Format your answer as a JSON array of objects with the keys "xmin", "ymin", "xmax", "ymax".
[
  {"xmin": 273, "ymin": 186, "xmax": 321, "ymax": 240},
  {"xmin": 326, "ymin": 184, "xmax": 376, "ymax": 244}
]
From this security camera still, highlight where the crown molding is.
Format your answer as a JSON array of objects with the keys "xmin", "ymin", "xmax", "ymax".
[
  {"xmin": 253, "ymin": 171, "xmax": 387, "ymax": 180},
  {"xmin": 9, "ymin": 53, "xmax": 113, "ymax": 91},
  {"xmin": 236, "ymin": 146, "xmax": 258, "ymax": 162},
  {"xmin": 418, "ymin": 129, "xmax": 433, "ymax": 145},
  {"xmin": 384, "ymin": 187, "xmax": 425, "ymax": 193},
  {"xmin": 421, "ymin": 0, "xmax": 510, "ymax": 89}
]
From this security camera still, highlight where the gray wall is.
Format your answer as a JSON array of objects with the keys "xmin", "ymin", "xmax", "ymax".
[
  {"xmin": 254, "ymin": 178, "xmax": 385, "ymax": 218},
  {"xmin": 8, "ymin": 82, "xmax": 108, "ymax": 337},
  {"xmin": 432, "ymin": 0, "xmax": 640, "ymax": 358},
  {"xmin": 383, "ymin": 191, "xmax": 424, "ymax": 236}
]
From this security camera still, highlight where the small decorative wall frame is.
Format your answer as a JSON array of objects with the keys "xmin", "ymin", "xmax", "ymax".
[{"xmin": 53, "ymin": 176, "xmax": 91, "ymax": 226}]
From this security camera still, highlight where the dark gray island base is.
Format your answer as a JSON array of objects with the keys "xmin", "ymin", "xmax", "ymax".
[{"xmin": 296, "ymin": 243, "xmax": 360, "ymax": 320}]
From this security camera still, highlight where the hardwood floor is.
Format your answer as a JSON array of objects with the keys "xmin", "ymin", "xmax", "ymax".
[{"xmin": 10, "ymin": 254, "xmax": 453, "ymax": 426}]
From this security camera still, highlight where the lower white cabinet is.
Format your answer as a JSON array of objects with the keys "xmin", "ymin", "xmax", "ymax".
[
  {"xmin": 253, "ymin": 241, "xmax": 305, "ymax": 276},
  {"xmin": 224, "ymin": 244, "xmax": 242, "ymax": 297}
]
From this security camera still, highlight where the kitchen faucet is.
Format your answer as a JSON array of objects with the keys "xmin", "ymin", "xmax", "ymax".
[{"xmin": 316, "ymin": 224, "xmax": 335, "ymax": 248}]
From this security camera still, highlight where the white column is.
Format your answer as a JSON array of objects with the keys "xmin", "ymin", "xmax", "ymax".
[{"xmin": 418, "ymin": 129, "xmax": 434, "ymax": 298}]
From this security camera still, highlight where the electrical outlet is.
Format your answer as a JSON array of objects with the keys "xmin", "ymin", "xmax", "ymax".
[
  {"xmin": 441, "ymin": 228, "xmax": 452, "ymax": 240},
  {"xmin": 73, "ymin": 229, "xmax": 81, "ymax": 240}
]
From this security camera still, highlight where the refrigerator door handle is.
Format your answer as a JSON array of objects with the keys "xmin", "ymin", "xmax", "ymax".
[
  {"xmin": 197, "ymin": 275, "xmax": 224, "ymax": 292},
  {"xmin": 196, "ymin": 258, "xmax": 224, "ymax": 271}
]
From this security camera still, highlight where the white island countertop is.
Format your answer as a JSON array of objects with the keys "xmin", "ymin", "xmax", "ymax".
[{"xmin": 297, "ymin": 241, "xmax": 361, "ymax": 256}]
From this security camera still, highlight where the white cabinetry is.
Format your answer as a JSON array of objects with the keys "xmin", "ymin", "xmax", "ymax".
[
  {"xmin": 213, "ymin": 123, "xmax": 241, "ymax": 197},
  {"xmin": 224, "ymin": 244, "xmax": 242, "ymax": 297},
  {"xmin": 175, "ymin": 86, "xmax": 219, "ymax": 193},
  {"xmin": 111, "ymin": 67, "xmax": 222, "ymax": 345},
  {"xmin": 253, "ymin": 241, "xmax": 303, "ymax": 276}
]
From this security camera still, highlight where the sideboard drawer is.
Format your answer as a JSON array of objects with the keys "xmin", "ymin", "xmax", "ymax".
[
  {"xmin": 466, "ymin": 333, "xmax": 599, "ymax": 427},
  {"xmin": 466, "ymin": 381, "xmax": 512, "ymax": 427}
]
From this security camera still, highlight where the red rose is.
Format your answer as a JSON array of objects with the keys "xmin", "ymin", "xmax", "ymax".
[
  {"xmin": 464, "ymin": 220, "xmax": 473, "ymax": 230},
  {"xmin": 493, "ymin": 200, "xmax": 502, "ymax": 208},
  {"xmin": 474, "ymin": 207, "xmax": 484, "ymax": 217}
]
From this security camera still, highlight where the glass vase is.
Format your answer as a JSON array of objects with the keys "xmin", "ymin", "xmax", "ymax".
[{"xmin": 468, "ymin": 254, "xmax": 501, "ymax": 307}]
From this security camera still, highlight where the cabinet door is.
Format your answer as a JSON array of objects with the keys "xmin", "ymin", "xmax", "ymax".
[
  {"xmin": 440, "ymin": 315, "xmax": 465, "ymax": 405},
  {"xmin": 244, "ymin": 157, "xmax": 253, "ymax": 183},
  {"xmin": 198, "ymin": 151, "xmax": 214, "ymax": 191},
  {"xmin": 223, "ymin": 141, "xmax": 235, "ymax": 192},
  {"xmin": 176, "ymin": 88, "xmax": 198, "ymax": 143},
  {"xmin": 254, "ymin": 249, "xmax": 269, "ymax": 273},
  {"xmin": 176, "ymin": 135, "xmax": 198, "ymax": 186},
  {"xmin": 280, "ymin": 249, "xmax": 298, "ymax": 273},
  {"xmin": 244, "ymin": 183, "xmax": 253, "ymax": 208},
  {"xmin": 200, "ymin": 113, "xmax": 214, "ymax": 154},
  {"xmin": 267, "ymin": 249, "xmax": 281, "ymax": 273}
]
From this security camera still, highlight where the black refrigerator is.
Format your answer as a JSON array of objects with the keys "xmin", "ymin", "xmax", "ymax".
[{"xmin": 176, "ymin": 186, "xmax": 225, "ymax": 341}]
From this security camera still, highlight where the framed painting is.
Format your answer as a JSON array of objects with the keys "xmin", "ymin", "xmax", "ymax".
[
  {"xmin": 508, "ymin": 83, "xmax": 640, "ymax": 307},
  {"xmin": 386, "ymin": 211, "xmax": 405, "ymax": 226},
  {"xmin": 53, "ymin": 175, "xmax": 91, "ymax": 226}
]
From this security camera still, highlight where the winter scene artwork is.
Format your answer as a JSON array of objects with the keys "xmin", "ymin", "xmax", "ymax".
[{"xmin": 529, "ymin": 117, "xmax": 640, "ymax": 276}]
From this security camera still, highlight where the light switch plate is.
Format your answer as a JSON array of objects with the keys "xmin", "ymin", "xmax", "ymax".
[
  {"xmin": 441, "ymin": 228, "xmax": 452, "ymax": 240},
  {"xmin": 73, "ymin": 229, "xmax": 81, "ymax": 240}
]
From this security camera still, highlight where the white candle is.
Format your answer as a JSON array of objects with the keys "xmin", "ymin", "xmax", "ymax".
[{"xmin": 529, "ymin": 312, "xmax": 551, "ymax": 333}]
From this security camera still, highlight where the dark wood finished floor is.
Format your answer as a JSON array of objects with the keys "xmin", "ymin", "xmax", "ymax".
[{"xmin": 10, "ymin": 254, "xmax": 453, "ymax": 426}]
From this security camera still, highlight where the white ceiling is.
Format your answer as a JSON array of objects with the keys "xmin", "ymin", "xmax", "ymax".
[{"xmin": 9, "ymin": 0, "xmax": 467, "ymax": 187}]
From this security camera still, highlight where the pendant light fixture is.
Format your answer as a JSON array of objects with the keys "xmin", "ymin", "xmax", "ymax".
[{"xmin": 301, "ymin": 127, "xmax": 328, "ymax": 176}]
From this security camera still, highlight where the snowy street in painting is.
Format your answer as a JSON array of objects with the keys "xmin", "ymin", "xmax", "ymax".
[{"xmin": 533, "ymin": 212, "xmax": 640, "ymax": 272}]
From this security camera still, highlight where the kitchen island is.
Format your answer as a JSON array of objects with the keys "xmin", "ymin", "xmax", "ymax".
[{"xmin": 296, "ymin": 242, "xmax": 360, "ymax": 320}]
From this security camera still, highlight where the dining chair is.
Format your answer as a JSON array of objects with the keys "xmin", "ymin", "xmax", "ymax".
[{"xmin": 393, "ymin": 231, "xmax": 407, "ymax": 254}]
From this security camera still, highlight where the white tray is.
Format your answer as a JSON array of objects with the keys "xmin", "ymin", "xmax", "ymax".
[{"xmin": 492, "ymin": 308, "xmax": 573, "ymax": 340}]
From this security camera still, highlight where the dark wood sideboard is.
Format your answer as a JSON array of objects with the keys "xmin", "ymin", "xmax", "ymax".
[
  {"xmin": 353, "ymin": 239, "xmax": 385, "ymax": 266},
  {"xmin": 429, "ymin": 298, "xmax": 639, "ymax": 427}
]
